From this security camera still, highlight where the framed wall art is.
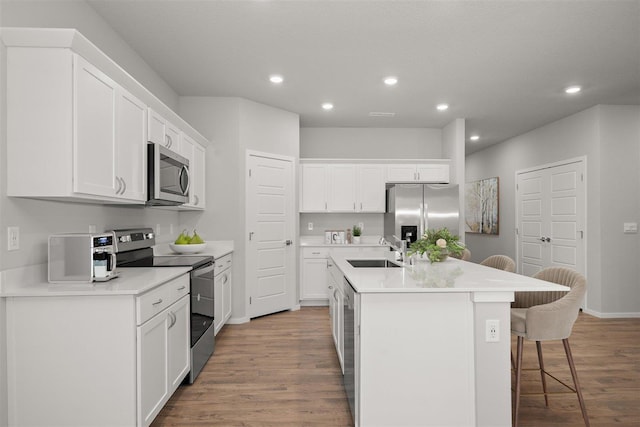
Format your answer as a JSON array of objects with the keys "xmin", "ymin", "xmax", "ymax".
[{"xmin": 465, "ymin": 177, "xmax": 499, "ymax": 235}]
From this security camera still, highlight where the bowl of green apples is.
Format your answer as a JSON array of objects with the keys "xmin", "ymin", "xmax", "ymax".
[{"xmin": 169, "ymin": 229, "xmax": 207, "ymax": 254}]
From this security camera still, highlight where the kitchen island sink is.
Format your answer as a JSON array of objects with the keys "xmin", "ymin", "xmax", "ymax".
[{"xmin": 347, "ymin": 259, "xmax": 401, "ymax": 268}]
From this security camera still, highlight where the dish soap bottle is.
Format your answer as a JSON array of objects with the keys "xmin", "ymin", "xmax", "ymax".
[{"xmin": 346, "ymin": 228, "xmax": 352, "ymax": 244}]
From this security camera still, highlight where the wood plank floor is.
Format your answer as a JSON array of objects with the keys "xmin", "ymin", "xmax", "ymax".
[{"xmin": 152, "ymin": 307, "xmax": 640, "ymax": 427}]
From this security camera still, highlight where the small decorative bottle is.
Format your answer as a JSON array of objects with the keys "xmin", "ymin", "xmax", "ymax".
[{"xmin": 346, "ymin": 228, "xmax": 352, "ymax": 244}]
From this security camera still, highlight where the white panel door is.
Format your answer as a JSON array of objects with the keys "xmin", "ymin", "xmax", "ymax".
[
  {"xmin": 517, "ymin": 160, "xmax": 585, "ymax": 276},
  {"xmin": 247, "ymin": 152, "xmax": 296, "ymax": 318}
]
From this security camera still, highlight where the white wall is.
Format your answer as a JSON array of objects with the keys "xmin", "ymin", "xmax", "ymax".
[
  {"xmin": 466, "ymin": 105, "xmax": 640, "ymax": 316},
  {"xmin": 178, "ymin": 96, "xmax": 300, "ymax": 323},
  {"xmin": 300, "ymin": 127, "xmax": 442, "ymax": 159}
]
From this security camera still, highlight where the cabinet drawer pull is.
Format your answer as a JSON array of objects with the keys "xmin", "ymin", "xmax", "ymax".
[
  {"xmin": 152, "ymin": 298, "xmax": 163, "ymax": 306},
  {"xmin": 312, "ymin": 251, "xmax": 321, "ymax": 255},
  {"xmin": 177, "ymin": 286, "xmax": 186, "ymax": 291}
]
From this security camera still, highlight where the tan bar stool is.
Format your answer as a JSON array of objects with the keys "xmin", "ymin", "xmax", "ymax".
[
  {"xmin": 511, "ymin": 267, "xmax": 590, "ymax": 427},
  {"xmin": 480, "ymin": 255, "xmax": 516, "ymax": 272}
]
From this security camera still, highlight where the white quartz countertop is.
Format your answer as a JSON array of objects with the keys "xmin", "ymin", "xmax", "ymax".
[
  {"xmin": 332, "ymin": 251, "xmax": 569, "ymax": 293},
  {"xmin": 153, "ymin": 240, "xmax": 234, "ymax": 259},
  {"xmin": 0, "ymin": 265, "xmax": 191, "ymax": 297}
]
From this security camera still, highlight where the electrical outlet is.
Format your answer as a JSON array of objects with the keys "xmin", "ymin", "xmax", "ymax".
[
  {"xmin": 308, "ymin": 222, "xmax": 313, "ymax": 231},
  {"xmin": 156, "ymin": 224, "xmax": 161, "ymax": 236},
  {"xmin": 7, "ymin": 226, "xmax": 20, "ymax": 251},
  {"xmin": 486, "ymin": 319, "xmax": 500, "ymax": 342},
  {"xmin": 88, "ymin": 224, "xmax": 97, "ymax": 233}
]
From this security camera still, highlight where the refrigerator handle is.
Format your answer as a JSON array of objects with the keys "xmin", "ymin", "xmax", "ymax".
[{"xmin": 421, "ymin": 199, "xmax": 427, "ymax": 237}]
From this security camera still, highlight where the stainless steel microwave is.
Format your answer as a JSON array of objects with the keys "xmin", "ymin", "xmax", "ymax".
[{"xmin": 147, "ymin": 142, "xmax": 190, "ymax": 206}]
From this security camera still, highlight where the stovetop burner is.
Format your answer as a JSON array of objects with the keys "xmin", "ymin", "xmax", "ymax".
[{"xmin": 120, "ymin": 255, "xmax": 213, "ymax": 269}]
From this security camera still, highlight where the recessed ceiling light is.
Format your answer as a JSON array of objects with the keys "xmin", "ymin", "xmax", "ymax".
[
  {"xmin": 436, "ymin": 103, "xmax": 449, "ymax": 111},
  {"xmin": 470, "ymin": 135, "xmax": 480, "ymax": 141},
  {"xmin": 384, "ymin": 76, "xmax": 398, "ymax": 86},
  {"xmin": 269, "ymin": 75, "xmax": 284, "ymax": 84},
  {"xmin": 322, "ymin": 103, "xmax": 334, "ymax": 110},
  {"xmin": 565, "ymin": 85, "xmax": 581, "ymax": 94}
]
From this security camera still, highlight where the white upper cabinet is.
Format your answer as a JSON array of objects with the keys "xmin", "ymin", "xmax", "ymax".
[
  {"xmin": 357, "ymin": 164, "xmax": 386, "ymax": 212},
  {"xmin": 116, "ymin": 87, "xmax": 148, "ymax": 201},
  {"xmin": 300, "ymin": 163, "xmax": 385, "ymax": 213},
  {"xmin": 386, "ymin": 163, "xmax": 450, "ymax": 183},
  {"xmin": 73, "ymin": 55, "xmax": 119, "ymax": 198},
  {"xmin": 328, "ymin": 164, "xmax": 357, "ymax": 212},
  {"xmin": 180, "ymin": 134, "xmax": 206, "ymax": 210},
  {"xmin": 148, "ymin": 108, "xmax": 181, "ymax": 155},
  {"xmin": 7, "ymin": 49, "xmax": 147, "ymax": 203},
  {"xmin": 300, "ymin": 164, "xmax": 329, "ymax": 212},
  {"xmin": 4, "ymin": 28, "xmax": 209, "ymax": 205}
]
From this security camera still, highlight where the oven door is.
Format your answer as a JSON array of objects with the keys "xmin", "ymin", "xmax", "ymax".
[
  {"xmin": 147, "ymin": 143, "xmax": 190, "ymax": 206},
  {"xmin": 188, "ymin": 262, "xmax": 215, "ymax": 383}
]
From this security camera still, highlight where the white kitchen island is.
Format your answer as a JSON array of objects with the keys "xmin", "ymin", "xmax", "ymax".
[{"xmin": 330, "ymin": 251, "xmax": 568, "ymax": 427}]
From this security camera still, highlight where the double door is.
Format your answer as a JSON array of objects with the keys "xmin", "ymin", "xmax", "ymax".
[{"xmin": 517, "ymin": 160, "xmax": 585, "ymax": 276}]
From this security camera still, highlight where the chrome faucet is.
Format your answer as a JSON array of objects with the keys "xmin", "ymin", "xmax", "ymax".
[{"xmin": 391, "ymin": 235, "xmax": 408, "ymax": 262}]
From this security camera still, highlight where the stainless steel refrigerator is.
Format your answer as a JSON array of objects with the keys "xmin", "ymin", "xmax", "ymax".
[{"xmin": 384, "ymin": 183, "xmax": 460, "ymax": 250}]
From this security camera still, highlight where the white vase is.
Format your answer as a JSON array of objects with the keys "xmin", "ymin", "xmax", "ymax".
[{"xmin": 352, "ymin": 236, "xmax": 361, "ymax": 244}]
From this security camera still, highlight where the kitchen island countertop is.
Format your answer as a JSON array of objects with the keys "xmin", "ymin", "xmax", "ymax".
[{"xmin": 331, "ymin": 250, "xmax": 569, "ymax": 293}]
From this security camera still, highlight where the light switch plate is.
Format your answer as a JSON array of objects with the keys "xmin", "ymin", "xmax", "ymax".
[
  {"xmin": 7, "ymin": 226, "xmax": 19, "ymax": 251},
  {"xmin": 623, "ymin": 222, "xmax": 638, "ymax": 234}
]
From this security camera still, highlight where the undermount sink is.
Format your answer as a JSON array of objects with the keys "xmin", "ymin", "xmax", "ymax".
[{"xmin": 347, "ymin": 259, "xmax": 402, "ymax": 268}]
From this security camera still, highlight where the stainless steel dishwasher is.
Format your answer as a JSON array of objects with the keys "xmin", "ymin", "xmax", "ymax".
[{"xmin": 343, "ymin": 277, "xmax": 356, "ymax": 423}]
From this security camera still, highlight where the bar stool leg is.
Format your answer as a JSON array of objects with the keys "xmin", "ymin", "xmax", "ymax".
[
  {"xmin": 535, "ymin": 341, "xmax": 549, "ymax": 407},
  {"xmin": 562, "ymin": 338, "xmax": 590, "ymax": 427},
  {"xmin": 513, "ymin": 336, "xmax": 524, "ymax": 427}
]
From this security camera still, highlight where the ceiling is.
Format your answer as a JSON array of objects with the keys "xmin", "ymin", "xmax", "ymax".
[{"xmin": 87, "ymin": 0, "xmax": 640, "ymax": 154}]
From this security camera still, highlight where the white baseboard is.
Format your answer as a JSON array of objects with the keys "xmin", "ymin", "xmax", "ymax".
[
  {"xmin": 226, "ymin": 316, "xmax": 250, "ymax": 325},
  {"xmin": 583, "ymin": 308, "xmax": 640, "ymax": 318},
  {"xmin": 300, "ymin": 299, "xmax": 329, "ymax": 307}
]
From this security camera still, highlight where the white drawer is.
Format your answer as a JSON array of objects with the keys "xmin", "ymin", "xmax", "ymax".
[
  {"xmin": 302, "ymin": 247, "xmax": 329, "ymax": 258},
  {"xmin": 137, "ymin": 274, "xmax": 189, "ymax": 325},
  {"xmin": 216, "ymin": 253, "xmax": 233, "ymax": 273}
]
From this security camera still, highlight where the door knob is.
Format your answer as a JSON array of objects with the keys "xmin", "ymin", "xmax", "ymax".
[
  {"xmin": 285, "ymin": 239, "xmax": 293, "ymax": 246},
  {"xmin": 539, "ymin": 236, "xmax": 551, "ymax": 242}
]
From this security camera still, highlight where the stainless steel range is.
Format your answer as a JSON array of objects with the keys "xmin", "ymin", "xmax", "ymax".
[{"xmin": 111, "ymin": 228, "xmax": 215, "ymax": 384}]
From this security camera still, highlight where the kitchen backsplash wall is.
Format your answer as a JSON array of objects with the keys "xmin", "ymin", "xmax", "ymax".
[
  {"xmin": 0, "ymin": 197, "xmax": 181, "ymax": 270},
  {"xmin": 299, "ymin": 213, "xmax": 383, "ymax": 238}
]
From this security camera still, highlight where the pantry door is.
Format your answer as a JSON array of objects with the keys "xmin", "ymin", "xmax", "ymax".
[
  {"xmin": 516, "ymin": 158, "xmax": 586, "ymax": 277},
  {"xmin": 246, "ymin": 151, "xmax": 296, "ymax": 318}
]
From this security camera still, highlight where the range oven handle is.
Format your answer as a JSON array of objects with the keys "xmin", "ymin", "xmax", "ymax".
[{"xmin": 193, "ymin": 263, "xmax": 214, "ymax": 277}]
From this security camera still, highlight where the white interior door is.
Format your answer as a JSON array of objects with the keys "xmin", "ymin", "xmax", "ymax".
[
  {"xmin": 517, "ymin": 159, "xmax": 585, "ymax": 276},
  {"xmin": 246, "ymin": 151, "xmax": 296, "ymax": 318}
]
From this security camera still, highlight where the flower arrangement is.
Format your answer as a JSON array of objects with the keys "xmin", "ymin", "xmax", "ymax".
[{"xmin": 407, "ymin": 227, "xmax": 465, "ymax": 263}]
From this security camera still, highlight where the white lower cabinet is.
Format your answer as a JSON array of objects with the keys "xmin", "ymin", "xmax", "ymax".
[
  {"xmin": 138, "ymin": 294, "xmax": 190, "ymax": 427},
  {"xmin": 5, "ymin": 274, "xmax": 190, "ymax": 427},
  {"xmin": 300, "ymin": 246, "xmax": 389, "ymax": 303},
  {"xmin": 214, "ymin": 253, "xmax": 233, "ymax": 335}
]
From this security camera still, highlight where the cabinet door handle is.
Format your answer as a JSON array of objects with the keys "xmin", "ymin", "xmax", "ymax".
[
  {"xmin": 168, "ymin": 312, "xmax": 176, "ymax": 329},
  {"xmin": 115, "ymin": 177, "xmax": 122, "ymax": 195},
  {"xmin": 152, "ymin": 298, "xmax": 163, "ymax": 306},
  {"xmin": 360, "ymin": 202, "xmax": 363, "ymax": 211},
  {"xmin": 328, "ymin": 285, "xmax": 334, "ymax": 290},
  {"xmin": 325, "ymin": 202, "xmax": 327, "ymax": 210},
  {"xmin": 222, "ymin": 274, "xmax": 228, "ymax": 285},
  {"xmin": 194, "ymin": 195, "xmax": 199, "ymax": 205},
  {"xmin": 121, "ymin": 178, "xmax": 126, "ymax": 195},
  {"xmin": 353, "ymin": 202, "xmax": 356, "ymax": 211}
]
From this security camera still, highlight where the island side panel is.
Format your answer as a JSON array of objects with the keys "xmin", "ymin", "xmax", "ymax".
[
  {"xmin": 358, "ymin": 292, "xmax": 475, "ymax": 426},
  {"xmin": 472, "ymin": 292, "xmax": 514, "ymax": 426}
]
